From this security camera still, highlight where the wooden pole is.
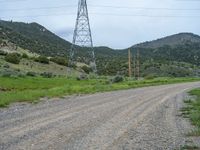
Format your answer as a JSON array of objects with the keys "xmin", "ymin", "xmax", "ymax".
[
  {"xmin": 137, "ymin": 49, "xmax": 140, "ymax": 80},
  {"xmin": 128, "ymin": 49, "xmax": 132, "ymax": 77},
  {"xmin": 133, "ymin": 55, "xmax": 136, "ymax": 79}
]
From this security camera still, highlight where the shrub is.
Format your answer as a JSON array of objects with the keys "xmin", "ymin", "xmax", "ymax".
[
  {"xmin": 50, "ymin": 57, "xmax": 68, "ymax": 66},
  {"xmin": 2, "ymin": 71, "xmax": 12, "ymax": 77},
  {"xmin": 22, "ymin": 53, "xmax": 29, "ymax": 59},
  {"xmin": 0, "ymin": 50, "xmax": 7, "ymax": 56},
  {"xmin": 5, "ymin": 53, "xmax": 21, "ymax": 64},
  {"xmin": 34, "ymin": 56, "xmax": 49, "ymax": 64},
  {"xmin": 40, "ymin": 72, "xmax": 54, "ymax": 78},
  {"xmin": 76, "ymin": 74, "xmax": 88, "ymax": 81},
  {"xmin": 26, "ymin": 71, "xmax": 37, "ymax": 77},
  {"xmin": 111, "ymin": 75, "xmax": 124, "ymax": 83},
  {"xmin": 0, "ymin": 69, "xmax": 22, "ymax": 77},
  {"xmin": 3, "ymin": 64, "xmax": 10, "ymax": 68},
  {"xmin": 81, "ymin": 65, "xmax": 92, "ymax": 74},
  {"xmin": 144, "ymin": 74, "xmax": 158, "ymax": 80}
]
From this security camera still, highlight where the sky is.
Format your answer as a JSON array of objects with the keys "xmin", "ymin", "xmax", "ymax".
[{"xmin": 0, "ymin": 0, "xmax": 200, "ymax": 49}]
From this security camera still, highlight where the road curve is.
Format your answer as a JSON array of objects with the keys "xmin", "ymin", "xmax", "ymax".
[{"xmin": 0, "ymin": 82, "xmax": 200, "ymax": 150}]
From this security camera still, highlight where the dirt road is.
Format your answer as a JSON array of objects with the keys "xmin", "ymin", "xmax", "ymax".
[{"xmin": 0, "ymin": 82, "xmax": 200, "ymax": 150}]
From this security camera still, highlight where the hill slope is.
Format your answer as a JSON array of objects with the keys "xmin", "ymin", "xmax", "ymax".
[
  {"xmin": 0, "ymin": 20, "xmax": 200, "ymax": 77},
  {"xmin": 134, "ymin": 33, "xmax": 200, "ymax": 49},
  {"xmin": 0, "ymin": 20, "xmax": 71, "ymax": 56}
]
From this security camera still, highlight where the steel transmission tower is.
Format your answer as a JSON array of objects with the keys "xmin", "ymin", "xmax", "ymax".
[{"xmin": 70, "ymin": 0, "xmax": 97, "ymax": 72}]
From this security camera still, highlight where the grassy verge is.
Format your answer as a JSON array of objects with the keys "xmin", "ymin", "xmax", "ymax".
[
  {"xmin": 179, "ymin": 145, "xmax": 199, "ymax": 150},
  {"xmin": 181, "ymin": 88, "xmax": 200, "ymax": 136},
  {"xmin": 0, "ymin": 76, "xmax": 200, "ymax": 107}
]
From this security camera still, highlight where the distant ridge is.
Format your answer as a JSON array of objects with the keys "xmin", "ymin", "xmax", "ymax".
[{"xmin": 133, "ymin": 33, "xmax": 200, "ymax": 49}]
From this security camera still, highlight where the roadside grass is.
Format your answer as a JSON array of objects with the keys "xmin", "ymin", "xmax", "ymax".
[
  {"xmin": 179, "ymin": 145, "xmax": 199, "ymax": 150},
  {"xmin": 181, "ymin": 88, "xmax": 200, "ymax": 137},
  {"xmin": 0, "ymin": 76, "xmax": 200, "ymax": 107}
]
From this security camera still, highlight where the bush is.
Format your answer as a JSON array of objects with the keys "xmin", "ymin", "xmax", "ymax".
[
  {"xmin": 35, "ymin": 56, "xmax": 49, "ymax": 64},
  {"xmin": 3, "ymin": 64, "xmax": 10, "ymax": 68},
  {"xmin": 5, "ymin": 53, "xmax": 21, "ymax": 64},
  {"xmin": 50, "ymin": 57, "xmax": 68, "ymax": 66},
  {"xmin": 2, "ymin": 71, "xmax": 12, "ymax": 77},
  {"xmin": 0, "ymin": 69, "xmax": 22, "ymax": 77},
  {"xmin": 40, "ymin": 72, "xmax": 54, "ymax": 78},
  {"xmin": 144, "ymin": 74, "xmax": 158, "ymax": 80},
  {"xmin": 0, "ymin": 50, "xmax": 7, "ymax": 56},
  {"xmin": 22, "ymin": 53, "xmax": 29, "ymax": 59},
  {"xmin": 81, "ymin": 65, "xmax": 92, "ymax": 74},
  {"xmin": 26, "ymin": 71, "xmax": 37, "ymax": 77},
  {"xmin": 111, "ymin": 75, "xmax": 124, "ymax": 83},
  {"xmin": 76, "ymin": 74, "xmax": 88, "ymax": 81}
]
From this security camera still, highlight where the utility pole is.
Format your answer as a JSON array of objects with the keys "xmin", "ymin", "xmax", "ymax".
[
  {"xmin": 70, "ymin": 0, "xmax": 97, "ymax": 73},
  {"xmin": 133, "ymin": 55, "xmax": 136, "ymax": 79},
  {"xmin": 136, "ymin": 50, "xmax": 140, "ymax": 80},
  {"xmin": 128, "ymin": 49, "xmax": 132, "ymax": 77}
]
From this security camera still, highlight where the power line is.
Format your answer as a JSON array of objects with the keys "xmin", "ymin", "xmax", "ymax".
[
  {"xmin": 0, "ymin": 4, "xmax": 200, "ymax": 12},
  {"xmin": 91, "ymin": 13, "xmax": 200, "ymax": 18},
  {"xmin": 0, "ymin": 0, "xmax": 28, "ymax": 3},
  {"xmin": 1, "ymin": 12, "xmax": 200, "ymax": 19},
  {"xmin": 1, "ymin": 13, "xmax": 76, "ymax": 18},
  {"xmin": 90, "ymin": 5, "xmax": 200, "ymax": 11},
  {"xmin": 0, "ymin": 5, "xmax": 77, "ymax": 11}
]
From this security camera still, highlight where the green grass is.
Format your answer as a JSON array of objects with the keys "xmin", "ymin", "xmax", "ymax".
[
  {"xmin": 182, "ymin": 88, "xmax": 200, "ymax": 136},
  {"xmin": 0, "ymin": 76, "xmax": 200, "ymax": 107},
  {"xmin": 0, "ymin": 56, "xmax": 80, "ymax": 76},
  {"xmin": 179, "ymin": 145, "xmax": 199, "ymax": 150}
]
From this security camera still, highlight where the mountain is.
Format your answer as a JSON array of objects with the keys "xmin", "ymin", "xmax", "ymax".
[
  {"xmin": 0, "ymin": 20, "xmax": 200, "ymax": 77},
  {"xmin": 0, "ymin": 20, "xmax": 71, "ymax": 56},
  {"xmin": 134, "ymin": 33, "xmax": 200, "ymax": 49}
]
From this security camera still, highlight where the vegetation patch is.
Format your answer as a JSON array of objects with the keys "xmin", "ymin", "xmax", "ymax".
[
  {"xmin": 111, "ymin": 75, "xmax": 124, "ymax": 83},
  {"xmin": 0, "ymin": 50, "xmax": 7, "ymax": 56},
  {"xmin": 182, "ymin": 88, "xmax": 200, "ymax": 136},
  {"xmin": 179, "ymin": 145, "xmax": 199, "ymax": 150},
  {"xmin": 34, "ymin": 56, "xmax": 49, "ymax": 64},
  {"xmin": 50, "ymin": 57, "xmax": 68, "ymax": 66},
  {"xmin": 0, "ymin": 77, "xmax": 200, "ymax": 107},
  {"xmin": 5, "ymin": 53, "xmax": 21, "ymax": 64},
  {"xmin": 81, "ymin": 65, "xmax": 92, "ymax": 74}
]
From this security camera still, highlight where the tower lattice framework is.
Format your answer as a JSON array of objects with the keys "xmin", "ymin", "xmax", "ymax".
[{"xmin": 70, "ymin": 0, "xmax": 97, "ymax": 72}]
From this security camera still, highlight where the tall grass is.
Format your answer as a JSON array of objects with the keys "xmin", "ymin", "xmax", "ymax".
[{"xmin": 182, "ymin": 89, "xmax": 200, "ymax": 136}]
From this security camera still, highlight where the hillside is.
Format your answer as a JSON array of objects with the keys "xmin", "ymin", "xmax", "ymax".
[
  {"xmin": 134, "ymin": 33, "xmax": 200, "ymax": 49},
  {"xmin": 0, "ymin": 20, "xmax": 71, "ymax": 56},
  {"xmin": 0, "ymin": 20, "xmax": 200, "ymax": 77}
]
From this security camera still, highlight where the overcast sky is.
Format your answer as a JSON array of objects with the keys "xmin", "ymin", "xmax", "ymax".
[{"xmin": 0, "ymin": 0, "xmax": 200, "ymax": 49}]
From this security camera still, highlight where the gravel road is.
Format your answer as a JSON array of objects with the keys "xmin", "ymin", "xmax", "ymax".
[{"xmin": 0, "ymin": 82, "xmax": 200, "ymax": 150}]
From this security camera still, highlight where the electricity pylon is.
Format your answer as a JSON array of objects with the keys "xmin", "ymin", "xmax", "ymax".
[{"xmin": 70, "ymin": 0, "xmax": 97, "ymax": 73}]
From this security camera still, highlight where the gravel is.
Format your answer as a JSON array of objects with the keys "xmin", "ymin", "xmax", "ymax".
[{"xmin": 0, "ymin": 82, "xmax": 200, "ymax": 150}]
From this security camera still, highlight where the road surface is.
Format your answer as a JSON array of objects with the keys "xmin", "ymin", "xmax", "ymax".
[{"xmin": 0, "ymin": 82, "xmax": 200, "ymax": 150}]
